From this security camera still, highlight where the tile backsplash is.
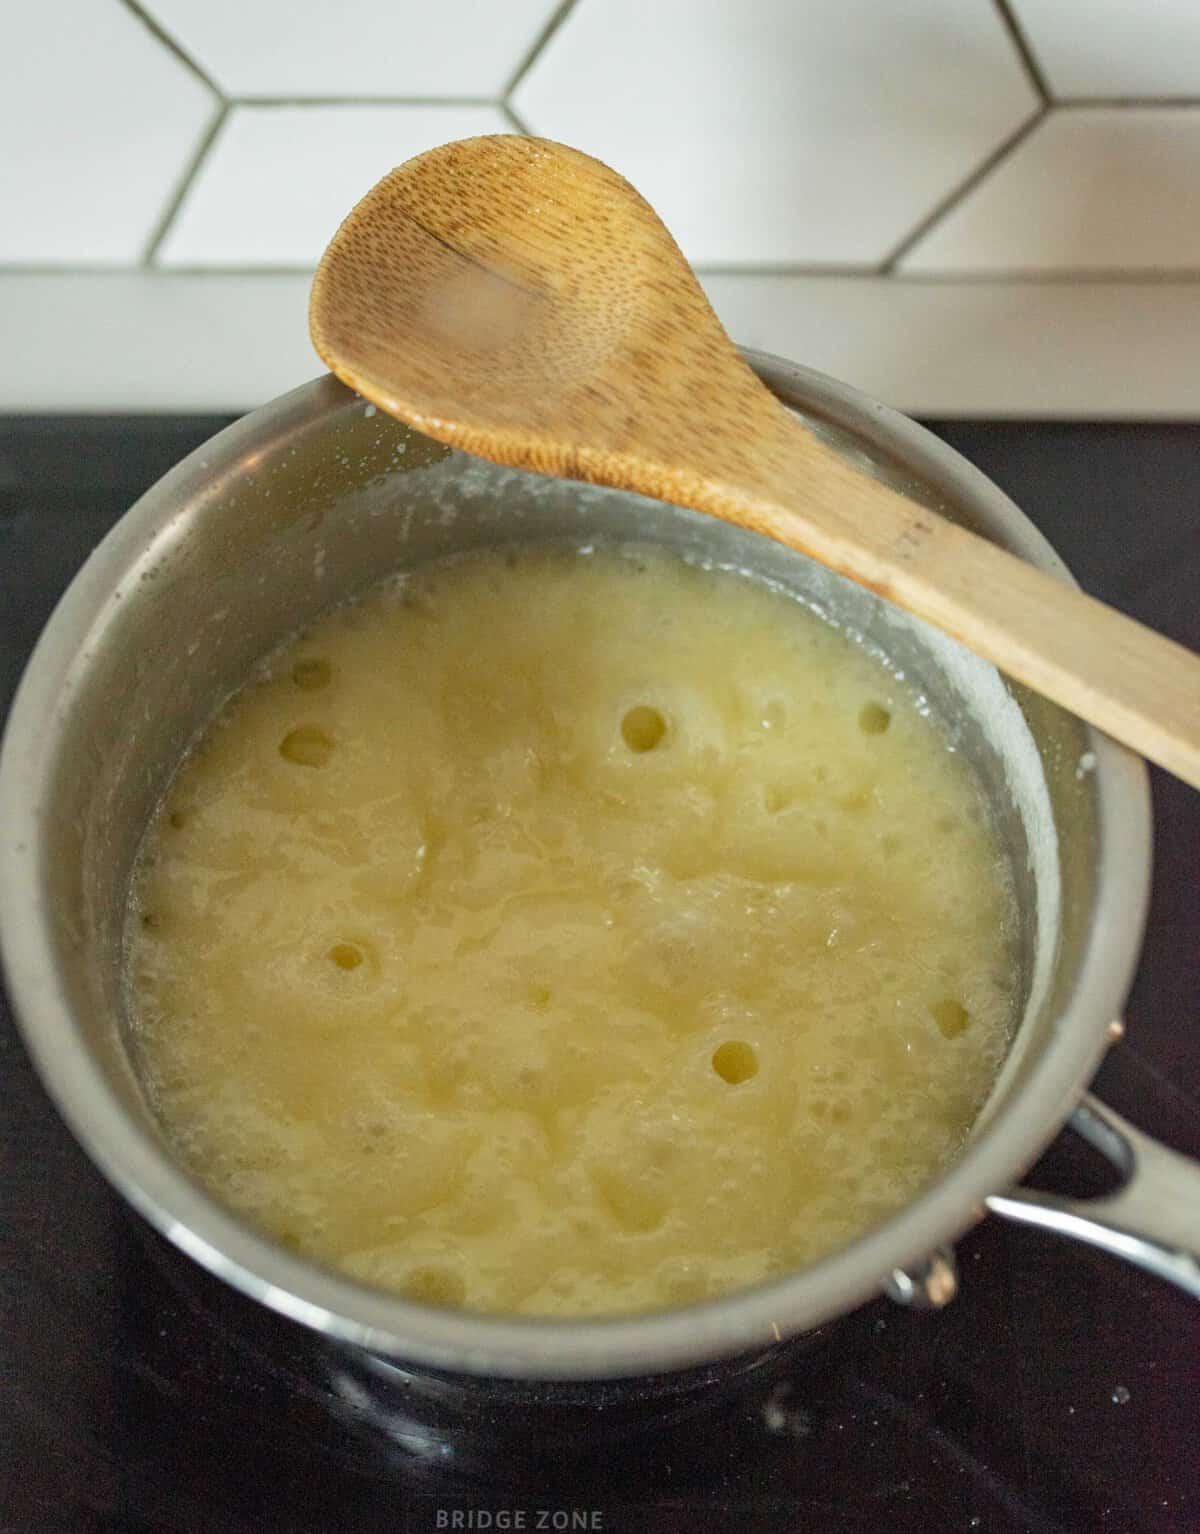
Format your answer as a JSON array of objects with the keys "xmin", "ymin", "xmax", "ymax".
[
  {"xmin": 4, "ymin": 0, "xmax": 1199, "ymax": 414},
  {"xmin": 157, "ymin": 103, "xmax": 513, "ymax": 266},
  {"xmin": 511, "ymin": 0, "xmax": 1039, "ymax": 269}
]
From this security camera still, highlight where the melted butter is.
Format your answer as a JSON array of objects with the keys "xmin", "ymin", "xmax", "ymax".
[{"xmin": 128, "ymin": 544, "xmax": 1017, "ymax": 1317}]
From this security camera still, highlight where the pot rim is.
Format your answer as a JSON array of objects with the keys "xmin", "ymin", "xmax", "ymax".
[{"xmin": 0, "ymin": 355, "xmax": 1152, "ymax": 1379}]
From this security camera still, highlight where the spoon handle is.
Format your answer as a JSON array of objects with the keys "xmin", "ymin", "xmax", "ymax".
[{"xmin": 697, "ymin": 423, "xmax": 1200, "ymax": 789}]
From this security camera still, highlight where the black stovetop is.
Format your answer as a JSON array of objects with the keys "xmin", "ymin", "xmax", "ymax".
[{"xmin": 1, "ymin": 416, "xmax": 1197, "ymax": 1534}]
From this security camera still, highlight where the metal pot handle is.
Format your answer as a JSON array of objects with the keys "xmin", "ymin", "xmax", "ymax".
[{"xmin": 985, "ymin": 1092, "xmax": 1200, "ymax": 1299}]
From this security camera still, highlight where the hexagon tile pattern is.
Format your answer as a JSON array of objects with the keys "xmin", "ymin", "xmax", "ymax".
[
  {"xmin": 1009, "ymin": 0, "xmax": 1200, "ymax": 100},
  {"xmin": 514, "ymin": 0, "xmax": 1041, "ymax": 268},
  {"xmin": 901, "ymin": 109, "xmax": 1200, "ymax": 273},
  {"xmin": 141, "ymin": 0, "xmax": 560, "ymax": 98},
  {"xmin": 157, "ymin": 104, "xmax": 511, "ymax": 266},
  {"xmin": 0, "ymin": 0, "xmax": 215, "ymax": 263}
]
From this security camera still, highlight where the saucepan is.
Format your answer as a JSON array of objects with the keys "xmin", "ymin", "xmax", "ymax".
[{"xmin": 1, "ymin": 353, "xmax": 1197, "ymax": 1387}]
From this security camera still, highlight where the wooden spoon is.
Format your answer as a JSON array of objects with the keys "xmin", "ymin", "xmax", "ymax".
[{"xmin": 310, "ymin": 134, "xmax": 1200, "ymax": 789}]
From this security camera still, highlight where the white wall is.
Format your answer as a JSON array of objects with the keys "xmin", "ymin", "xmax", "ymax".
[{"xmin": 4, "ymin": 0, "xmax": 1200, "ymax": 415}]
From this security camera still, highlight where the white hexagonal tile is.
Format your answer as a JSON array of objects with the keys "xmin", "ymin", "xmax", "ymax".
[
  {"xmin": 513, "ymin": 0, "xmax": 1039, "ymax": 268},
  {"xmin": 900, "ymin": 108, "xmax": 1200, "ymax": 273},
  {"xmin": 1009, "ymin": 0, "xmax": 1200, "ymax": 99},
  {"xmin": 142, "ymin": 0, "xmax": 558, "ymax": 98},
  {"xmin": 157, "ymin": 104, "xmax": 512, "ymax": 266},
  {"xmin": 0, "ymin": 0, "xmax": 216, "ymax": 264}
]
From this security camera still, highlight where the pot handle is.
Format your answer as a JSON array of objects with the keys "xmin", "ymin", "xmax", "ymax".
[{"xmin": 985, "ymin": 1093, "xmax": 1200, "ymax": 1299}]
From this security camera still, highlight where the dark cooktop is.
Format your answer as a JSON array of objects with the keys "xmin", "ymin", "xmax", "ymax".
[{"xmin": 1, "ymin": 415, "xmax": 1197, "ymax": 1534}]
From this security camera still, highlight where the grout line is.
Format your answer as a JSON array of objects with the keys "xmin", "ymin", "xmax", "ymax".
[
  {"xmin": 142, "ymin": 102, "xmax": 230, "ymax": 267},
  {"xmin": 499, "ymin": 101, "xmax": 532, "ymax": 135},
  {"xmin": 118, "ymin": 0, "xmax": 224, "ymax": 97},
  {"xmin": 0, "ymin": 263, "xmax": 312, "ymax": 278},
  {"xmin": 1057, "ymin": 95, "xmax": 1200, "ymax": 109},
  {"xmin": 137, "ymin": 262, "xmax": 315, "ymax": 277},
  {"xmin": 701, "ymin": 263, "xmax": 1200, "ymax": 284},
  {"xmin": 696, "ymin": 262, "xmax": 878, "ymax": 279},
  {"xmin": 992, "ymin": 0, "xmax": 1052, "ymax": 103},
  {"xmin": 878, "ymin": 106, "xmax": 1048, "ymax": 273},
  {"xmin": 5, "ymin": 265, "xmax": 1200, "ymax": 285},
  {"xmin": 232, "ymin": 94, "xmax": 501, "ymax": 109},
  {"xmin": 502, "ymin": 0, "xmax": 581, "ymax": 103},
  {"xmin": 891, "ymin": 266, "xmax": 1200, "ymax": 285}
]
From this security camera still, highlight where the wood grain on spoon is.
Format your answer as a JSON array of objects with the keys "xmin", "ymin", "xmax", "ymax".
[{"xmin": 310, "ymin": 134, "xmax": 1200, "ymax": 789}]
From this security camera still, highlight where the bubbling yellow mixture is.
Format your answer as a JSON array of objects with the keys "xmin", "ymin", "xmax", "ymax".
[{"xmin": 129, "ymin": 544, "xmax": 1017, "ymax": 1317}]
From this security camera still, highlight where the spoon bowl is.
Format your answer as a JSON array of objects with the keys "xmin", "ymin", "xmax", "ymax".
[{"xmin": 310, "ymin": 135, "xmax": 785, "ymax": 493}]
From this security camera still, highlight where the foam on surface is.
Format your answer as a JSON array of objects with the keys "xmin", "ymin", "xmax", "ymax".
[{"xmin": 128, "ymin": 544, "xmax": 1021, "ymax": 1316}]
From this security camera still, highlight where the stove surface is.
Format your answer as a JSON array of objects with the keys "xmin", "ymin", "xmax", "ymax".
[{"xmin": 1, "ymin": 416, "xmax": 1197, "ymax": 1534}]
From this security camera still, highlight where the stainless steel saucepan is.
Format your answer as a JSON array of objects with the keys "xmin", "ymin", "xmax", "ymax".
[{"xmin": 1, "ymin": 353, "xmax": 1197, "ymax": 1383}]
